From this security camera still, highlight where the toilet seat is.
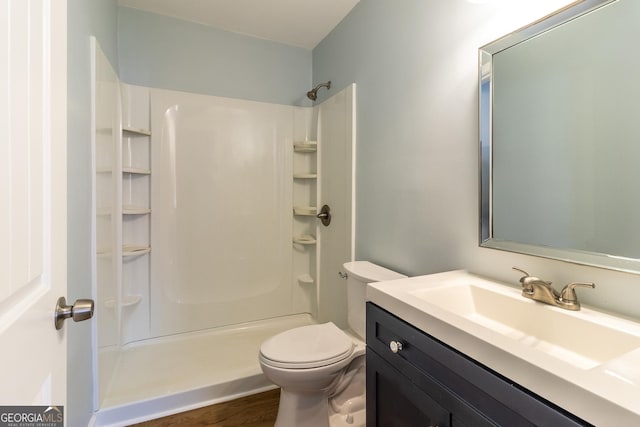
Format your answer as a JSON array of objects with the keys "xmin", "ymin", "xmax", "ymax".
[{"xmin": 260, "ymin": 322, "xmax": 355, "ymax": 369}]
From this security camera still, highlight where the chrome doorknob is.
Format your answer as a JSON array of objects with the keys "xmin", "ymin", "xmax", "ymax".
[{"xmin": 55, "ymin": 297, "xmax": 94, "ymax": 330}]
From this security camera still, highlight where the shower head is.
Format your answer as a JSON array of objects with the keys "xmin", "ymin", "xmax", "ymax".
[{"xmin": 306, "ymin": 81, "xmax": 331, "ymax": 101}]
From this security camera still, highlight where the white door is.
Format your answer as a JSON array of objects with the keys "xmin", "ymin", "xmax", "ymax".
[{"xmin": 0, "ymin": 0, "xmax": 68, "ymax": 416}]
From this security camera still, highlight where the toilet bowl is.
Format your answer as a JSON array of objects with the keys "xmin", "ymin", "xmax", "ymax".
[
  {"xmin": 259, "ymin": 261, "xmax": 406, "ymax": 427},
  {"xmin": 259, "ymin": 323, "xmax": 365, "ymax": 427}
]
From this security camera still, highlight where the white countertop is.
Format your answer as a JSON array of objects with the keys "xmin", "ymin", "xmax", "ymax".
[{"xmin": 366, "ymin": 270, "xmax": 640, "ymax": 427}]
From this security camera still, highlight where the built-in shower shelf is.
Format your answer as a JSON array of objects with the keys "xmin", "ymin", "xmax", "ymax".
[
  {"xmin": 293, "ymin": 235, "xmax": 316, "ymax": 245},
  {"xmin": 96, "ymin": 167, "xmax": 113, "ymax": 174},
  {"xmin": 293, "ymin": 206, "xmax": 317, "ymax": 216},
  {"xmin": 123, "ymin": 167, "xmax": 151, "ymax": 175},
  {"xmin": 293, "ymin": 173, "xmax": 317, "ymax": 179},
  {"xmin": 123, "ymin": 205, "xmax": 151, "ymax": 215},
  {"xmin": 122, "ymin": 295, "xmax": 143, "ymax": 307},
  {"xmin": 294, "ymin": 141, "xmax": 317, "ymax": 153},
  {"xmin": 297, "ymin": 274, "xmax": 315, "ymax": 286},
  {"xmin": 104, "ymin": 295, "xmax": 143, "ymax": 309},
  {"xmin": 123, "ymin": 126, "xmax": 151, "ymax": 136},
  {"xmin": 122, "ymin": 245, "xmax": 151, "ymax": 258}
]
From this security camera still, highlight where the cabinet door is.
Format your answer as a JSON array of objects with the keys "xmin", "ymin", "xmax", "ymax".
[{"xmin": 367, "ymin": 349, "xmax": 450, "ymax": 427}]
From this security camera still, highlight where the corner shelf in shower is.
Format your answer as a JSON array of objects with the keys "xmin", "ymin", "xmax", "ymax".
[
  {"xmin": 123, "ymin": 205, "xmax": 151, "ymax": 215},
  {"xmin": 293, "ymin": 206, "xmax": 317, "ymax": 216},
  {"xmin": 294, "ymin": 141, "xmax": 317, "ymax": 153},
  {"xmin": 293, "ymin": 234, "xmax": 317, "ymax": 245},
  {"xmin": 122, "ymin": 244, "xmax": 151, "ymax": 258},
  {"xmin": 123, "ymin": 126, "xmax": 151, "ymax": 136},
  {"xmin": 297, "ymin": 274, "xmax": 315, "ymax": 286},
  {"xmin": 292, "ymin": 136, "xmax": 318, "ymax": 292},
  {"xmin": 123, "ymin": 167, "xmax": 151, "ymax": 175},
  {"xmin": 293, "ymin": 173, "xmax": 317, "ymax": 179}
]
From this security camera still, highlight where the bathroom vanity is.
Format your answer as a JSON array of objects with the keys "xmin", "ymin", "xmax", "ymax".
[
  {"xmin": 366, "ymin": 302, "xmax": 588, "ymax": 426},
  {"xmin": 365, "ymin": 271, "xmax": 640, "ymax": 427}
]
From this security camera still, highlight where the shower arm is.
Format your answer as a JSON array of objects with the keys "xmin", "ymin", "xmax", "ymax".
[{"xmin": 307, "ymin": 81, "xmax": 332, "ymax": 101}]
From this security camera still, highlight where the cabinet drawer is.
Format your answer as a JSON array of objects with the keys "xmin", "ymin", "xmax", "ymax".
[{"xmin": 366, "ymin": 302, "xmax": 591, "ymax": 427}]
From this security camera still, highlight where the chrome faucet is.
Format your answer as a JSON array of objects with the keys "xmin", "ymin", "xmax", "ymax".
[{"xmin": 512, "ymin": 267, "xmax": 595, "ymax": 311}]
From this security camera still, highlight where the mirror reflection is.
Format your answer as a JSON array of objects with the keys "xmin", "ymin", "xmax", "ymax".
[{"xmin": 480, "ymin": 0, "xmax": 640, "ymax": 272}]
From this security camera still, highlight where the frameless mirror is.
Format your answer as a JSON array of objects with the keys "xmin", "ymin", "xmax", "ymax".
[{"xmin": 480, "ymin": 0, "xmax": 640, "ymax": 273}]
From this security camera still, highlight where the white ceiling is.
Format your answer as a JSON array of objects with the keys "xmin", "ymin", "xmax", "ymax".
[{"xmin": 118, "ymin": 0, "xmax": 360, "ymax": 49}]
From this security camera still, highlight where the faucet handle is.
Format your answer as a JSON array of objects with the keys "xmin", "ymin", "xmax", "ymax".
[
  {"xmin": 559, "ymin": 282, "xmax": 595, "ymax": 302},
  {"xmin": 512, "ymin": 267, "xmax": 551, "ymax": 293},
  {"xmin": 512, "ymin": 266, "xmax": 530, "ymax": 277},
  {"xmin": 512, "ymin": 266, "xmax": 534, "ymax": 292}
]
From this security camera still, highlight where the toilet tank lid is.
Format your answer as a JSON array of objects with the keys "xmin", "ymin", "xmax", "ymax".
[{"xmin": 343, "ymin": 261, "xmax": 407, "ymax": 282}]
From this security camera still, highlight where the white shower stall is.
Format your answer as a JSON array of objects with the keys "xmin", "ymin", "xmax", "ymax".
[
  {"xmin": 90, "ymin": 40, "xmax": 356, "ymax": 425},
  {"xmin": 150, "ymin": 89, "xmax": 306, "ymax": 337}
]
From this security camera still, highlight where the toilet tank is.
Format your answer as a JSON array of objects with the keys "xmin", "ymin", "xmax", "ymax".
[{"xmin": 343, "ymin": 261, "xmax": 406, "ymax": 339}]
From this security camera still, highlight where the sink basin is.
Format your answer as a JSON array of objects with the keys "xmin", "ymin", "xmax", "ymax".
[
  {"xmin": 366, "ymin": 270, "xmax": 640, "ymax": 425},
  {"xmin": 409, "ymin": 281, "xmax": 640, "ymax": 370}
]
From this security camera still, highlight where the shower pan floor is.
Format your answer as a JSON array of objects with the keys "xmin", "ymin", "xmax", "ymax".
[{"xmin": 94, "ymin": 314, "xmax": 315, "ymax": 426}]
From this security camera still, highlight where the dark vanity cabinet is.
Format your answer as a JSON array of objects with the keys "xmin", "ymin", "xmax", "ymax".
[{"xmin": 366, "ymin": 303, "xmax": 591, "ymax": 427}]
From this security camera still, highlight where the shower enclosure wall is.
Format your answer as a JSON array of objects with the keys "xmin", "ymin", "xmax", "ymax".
[
  {"xmin": 150, "ymin": 89, "xmax": 311, "ymax": 337},
  {"xmin": 91, "ymin": 40, "xmax": 356, "ymax": 425}
]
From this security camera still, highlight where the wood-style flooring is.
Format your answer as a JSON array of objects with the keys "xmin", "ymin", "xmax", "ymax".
[{"xmin": 129, "ymin": 389, "xmax": 280, "ymax": 427}]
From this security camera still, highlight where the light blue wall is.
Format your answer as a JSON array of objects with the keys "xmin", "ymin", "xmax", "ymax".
[
  {"xmin": 118, "ymin": 7, "xmax": 312, "ymax": 106},
  {"xmin": 67, "ymin": 0, "xmax": 118, "ymax": 425},
  {"xmin": 313, "ymin": 0, "xmax": 640, "ymax": 319},
  {"xmin": 312, "ymin": 0, "xmax": 500, "ymax": 275}
]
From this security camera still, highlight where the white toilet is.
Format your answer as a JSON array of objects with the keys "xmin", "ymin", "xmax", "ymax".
[{"xmin": 259, "ymin": 261, "xmax": 406, "ymax": 427}]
